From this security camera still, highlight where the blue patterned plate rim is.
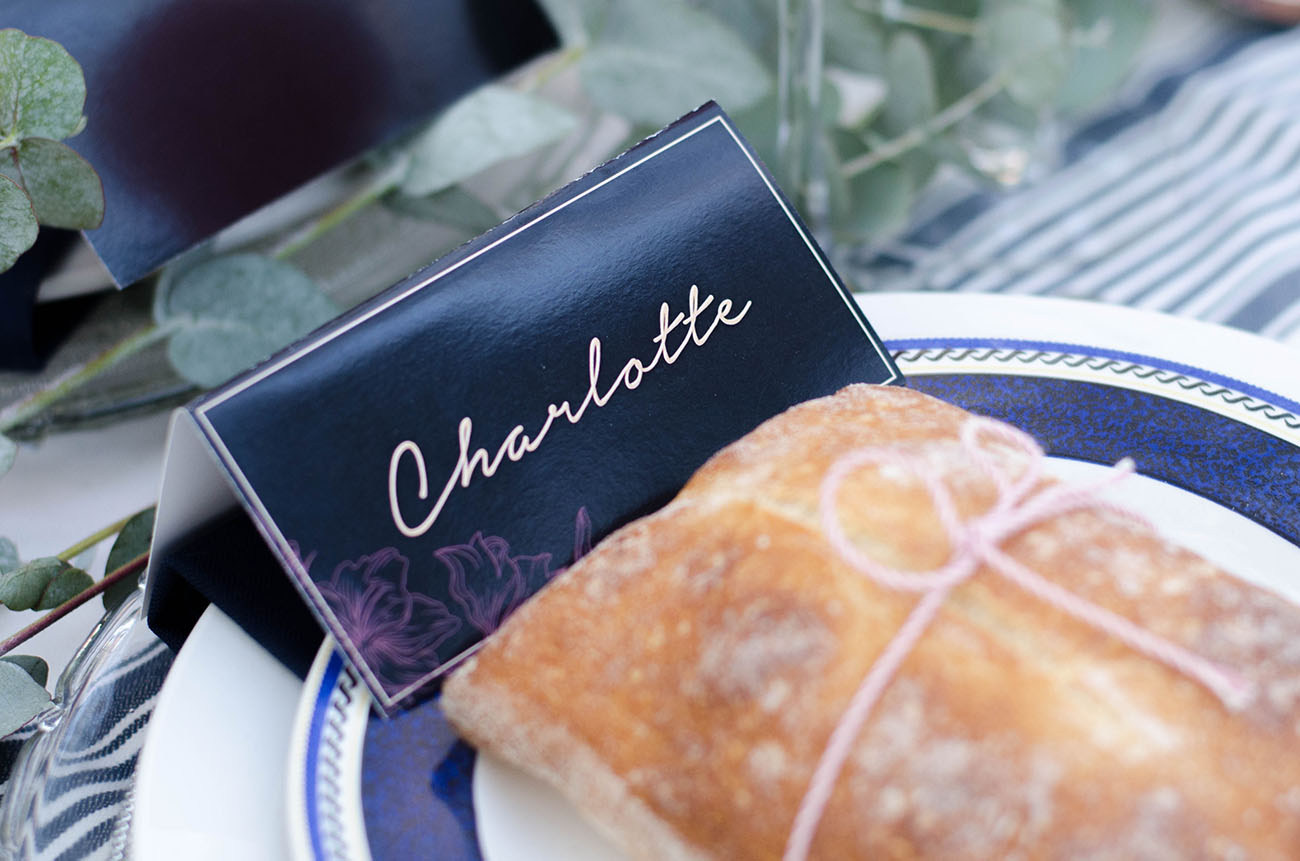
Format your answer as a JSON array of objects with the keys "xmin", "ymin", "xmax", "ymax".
[{"xmin": 888, "ymin": 336, "xmax": 1300, "ymax": 416}]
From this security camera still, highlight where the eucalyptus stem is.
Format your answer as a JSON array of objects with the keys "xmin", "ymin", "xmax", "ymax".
[
  {"xmin": 519, "ymin": 44, "xmax": 586, "ymax": 94},
  {"xmin": 56, "ymin": 512, "xmax": 136, "ymax": 563},
  {"xmin": 0, "ymin": 552, "xmax": 149, "ymax": 658},
  {"xmin": 0, "ymin": 320, "xmax": 180, "ymax": 436},
  {"xmin": 270, "ymin": 156, "xmax": 410, "ymax": 261},
  {"xmin": 864, "ymin": 0, "xmax": 978, "ymax": 36},
  {"xmin": 842, "ymin": 70, "xmax": 1008, "ymax": 178}
]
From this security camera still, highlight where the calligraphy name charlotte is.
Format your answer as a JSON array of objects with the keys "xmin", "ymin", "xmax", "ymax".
[{"xmin": 388, "ymin": 285, "xmax": 753, "ymax": 538}]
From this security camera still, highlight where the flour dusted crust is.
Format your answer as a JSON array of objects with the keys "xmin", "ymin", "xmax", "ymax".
[{"xmin": 442, "ymin": 384, "xmax": 1300, "ymax": 859}]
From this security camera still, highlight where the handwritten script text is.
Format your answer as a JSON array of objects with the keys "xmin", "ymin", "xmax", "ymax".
[{"xmin": 388, "ymin": 285, "xmax": 752, "ymax": 537}]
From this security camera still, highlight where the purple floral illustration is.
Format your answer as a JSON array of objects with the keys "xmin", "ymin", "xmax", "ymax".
[
  {"xmin": 287, "ymin": 539, "xmax": 316, "ymax": 575},
  {"xmin": 437, "ymin": 533, "xmax": 553, "ymax": 636},
  {"xmin": 290, "ymin": 506, "xmax": 592, "ymax": 694},
  {"xmin": 315, "ymin": 547, "xmax": 461, "ymax": 692},
  {"xmin": 571, "ymin": 505, "xmax": 593, "ymax": 565},
  {"xmin": 437, "ymin": 506, "xmax": 592, "ymax": 636}
]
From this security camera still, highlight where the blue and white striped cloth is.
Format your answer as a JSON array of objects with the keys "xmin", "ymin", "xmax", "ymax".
[
  {"xmin": 868, "ymin": 23, "xmax": 1300, "ymax": 347},
  {"xmin": 6, "ymin": 17, "xmax": 1300, "ymax": 861},
  {"xmin": 0, "ymin": 631, "xmax": 170, "ymax": 861}
]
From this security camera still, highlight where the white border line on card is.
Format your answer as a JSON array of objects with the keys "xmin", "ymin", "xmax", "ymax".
[{"xmin": 192, "ymin": 113, "xmax": 896, "ymax": 709}]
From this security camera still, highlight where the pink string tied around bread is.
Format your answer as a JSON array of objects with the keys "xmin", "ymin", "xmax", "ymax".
[{"xmin": 783, "ymin": 416, "xmax": 1257, "ymax": 861}]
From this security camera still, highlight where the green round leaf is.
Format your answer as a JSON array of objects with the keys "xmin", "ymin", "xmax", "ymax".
[
  {"xmin": 0, "ymin": 29, "xmax": 87, "ymax": 143},
  {"xmin": 693, "ymin": 0, "xmax": 777, "ymax": 57},
  {"xmin": 36, "ymin": 563, "xmax": 92, "ymax": 610},
  {"xmin": 873, "ymin": 32, "xmax": 941, "ymax": 188},
  {"xmin": 0, "ymin": 537, "xmax": 18, "ymax": 574},
  {"xmin": 535, "ymin": 0, "xmax": 607, "ymax": 46},
  {"xmin": 401, "ymin": 86, "xmax": 577, "ymax": 197},
  {"xmin": 731, "ymin": 92, "xmax": 780, "ymax": 177},
  {"xmin": 0, "ymin": 555, "xmax": 65, "ymax": 611},
  {"xmin": 158, "ymin": 254, "xmax": 340, "ymax": 388},
  {"xmin": 1055, "ymin": 0, "xmax": 1153, "ymax": 113},
  {"xmin": 824, "ymin": 0, "xmax": 887, "ymax": 75},
  {"xmin": 825, "ymin": 68, "xmax": 886, "ymax": 130},
  {"xmin": 0, "ymin": 172, "xmax": 38, "ymax": 272},
  {"xmin": 11, "ymin": 138, "xmax": 103, "ymax": 229},
  {"xmin": 842, "ymin": 161, "xmax": 914, "ymax": 240},
  {"xmin": 106, "ymin": 507, "xmax": 155, "ymax": 575},
  {"xmin": 103, "ymin": 507, "xmax": 155, "ymax": 612},
  {"xmin": 880, "ymin": 32, "xmax": 937, "ymax": 136},
  {"xmin": 1, "ymin": 654, "xmax": 48, "ymax": 688},
  {"xmin": 0, "ymin": 660, "xmax": 50, "ymax": 737},
  {"xmin": 579, "ymin": 0, "xmax": 770, "ymax": 126},
  {"xmin": 978, "ymin": 1, "xmax": 1069, "ymax": 108},
  {"xmin": 0, "ymin": 432, "xmax": 15, "ymax": 478}
]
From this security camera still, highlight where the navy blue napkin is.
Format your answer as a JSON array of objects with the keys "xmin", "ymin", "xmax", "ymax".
[
  {"xmin": 1, "ymin": 0, "xmax": 555, "ymax": 369},
  {"xmin": 0, "ymin": 232, "xmax": 101, "ymax": 371}
]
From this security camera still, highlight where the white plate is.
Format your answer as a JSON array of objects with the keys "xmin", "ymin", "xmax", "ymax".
[
  {"xmin": 133, "ymin": 607, "xmax": 301, "ymax": 861},
  {"xmin": 134, "ymin": 293, "xmax": 1300, "ymax": 860}
]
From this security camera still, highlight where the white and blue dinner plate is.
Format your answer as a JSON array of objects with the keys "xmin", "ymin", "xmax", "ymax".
[{"xmin": 134, "ymin": 293, "xmax": 1300, "ymax": 861}]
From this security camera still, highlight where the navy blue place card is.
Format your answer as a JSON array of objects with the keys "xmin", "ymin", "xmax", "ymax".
[{"xmin": 144, "ymin": 103, "xmax": 901, "ymax": 713}]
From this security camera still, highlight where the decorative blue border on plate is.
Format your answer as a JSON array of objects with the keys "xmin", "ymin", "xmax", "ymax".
[
  {"xmin": 889, "ymin": 337, "xmax": 1300, "ymax": 417},
  {"xmin": 306, "ymin": 651, "xmax": 346, "ymax": 861}
]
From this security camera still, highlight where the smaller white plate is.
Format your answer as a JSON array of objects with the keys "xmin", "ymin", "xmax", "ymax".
[{"xmin": 133, "ymin": 607, "xmax": 301, "ymax": 861}]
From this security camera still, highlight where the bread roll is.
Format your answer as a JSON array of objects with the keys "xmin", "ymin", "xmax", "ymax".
[{"xmin": 442, "ymin": 384, "xmax": 1300, "ymax": 859}]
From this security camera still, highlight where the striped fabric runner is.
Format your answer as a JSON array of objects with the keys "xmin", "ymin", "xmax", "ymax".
[
  {"xmin": 1, "ymin": 639, "xmax": 171, "ymax": 861},
  {"xmin": 868, "ymin": 24, "xmax": 1300, "ymax": 347}
]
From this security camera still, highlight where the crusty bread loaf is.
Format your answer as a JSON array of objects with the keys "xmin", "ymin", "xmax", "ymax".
[{"xmin": 442, "ymin": 384, "xmax": 1300, "ymax": 859}]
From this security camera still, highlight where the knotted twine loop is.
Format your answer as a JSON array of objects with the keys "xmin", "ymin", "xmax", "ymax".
[{"xmin": 783, "ymin": 417, "xmax": 1256, "ymax": 861}]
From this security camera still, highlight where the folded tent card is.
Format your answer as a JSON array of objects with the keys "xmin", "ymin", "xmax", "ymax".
[{"xmin": 144, "ymin": 103, "xmax": 903, "ymax": 714}]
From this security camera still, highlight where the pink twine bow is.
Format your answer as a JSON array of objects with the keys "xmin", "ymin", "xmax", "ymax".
[{"xmin": 783, "ymin": 417, "xmax": 1256, "ymax": 861}]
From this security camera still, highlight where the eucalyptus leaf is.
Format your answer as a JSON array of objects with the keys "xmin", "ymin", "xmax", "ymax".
[
  {"xmin": 0, "ymin": 172, "xmax": 38, "ymax": 272},
  {"xmin": 879, "ymin": 32, "xmax": 937, "ymax": 136},
  {"xmin": 0, "ymin": 151, "xmax": 17, "ymax": 188},
  {"xmin": 0, "ymin": 29, "xmax": 86, "ymax": 144},
  {"xmin": 102, "ymin": 507, "xmax": 155, "ymax": 611},
  {"xmin": 824, "ymin": 0, "xmax": 886, "ymax": 75},
  {"xmin": 0, "ymin": 537, "xmax": 18, "ymax": 574},
  {"xmin": 730, "ymin": 93, "xmax": 780, "ymax": 177},
  {"xmin": 579, "ymin": 0, "xmax": 769, "ymax": 126},
  {"xmin": 0, "ymin": 660, "xmax": 50, "ymax": 737},
  {"xmin": 105, "ymin": 508, "xmax": 155, "ymax": 574},
  {"xmin": 826, "ymin": 67, "xmax": 887, "ymax": 130},
  {"xmin": 401, "ymin": 86, "xmax": 577, "ymax": 197},
  {"xmin": 875, "ymin": 31, "xmax": 940, "ymax": 187},
  {"xmin": 0, "ymin": 556, "xmax": 66, "ymax": 611},
  {"xmin": 12, "ymin": 138, "xmax": 103, "ymax": 229},
  {"xmin": 158, "ymin": 254, "xmax": 340, "ymax": 388},
  {"xmin": 1, "ymin": 654, "xmax": 48, "ymax": 687},
  {"xmin": 843, "ymin": 161, "xmax": 914, "ymax": 240},
  {"xmin": 978, "ymin": 0, "xmax": 1069, "ymax": 108},
  {"xmin": 0, "ymin": 432, "xmax": 15, "ymax": 478},
  {"xmin": 535, "ymin": 0, "xmax": 608, "ymax": 46},
  {"xmin": 930, "ymin": 38, "xmax": 992, "ymax": 108},
  {"xmin": 35, "ymin": 563, "xmax": 92, "ymax": 610},
  {"xmin": 383, "ymin": 186, "xmax": 502, "ymax": 234},
  {"xmin": 908, "ymin": 0, "xmax": 979, "ymax": 14},
  {"xmin": 1055, "ymin": 0, "xmax": 1152, "ymax": 113},
  {"xmin": 693, "ymin": 0, "xmax": 777, "ymax": 58}
]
